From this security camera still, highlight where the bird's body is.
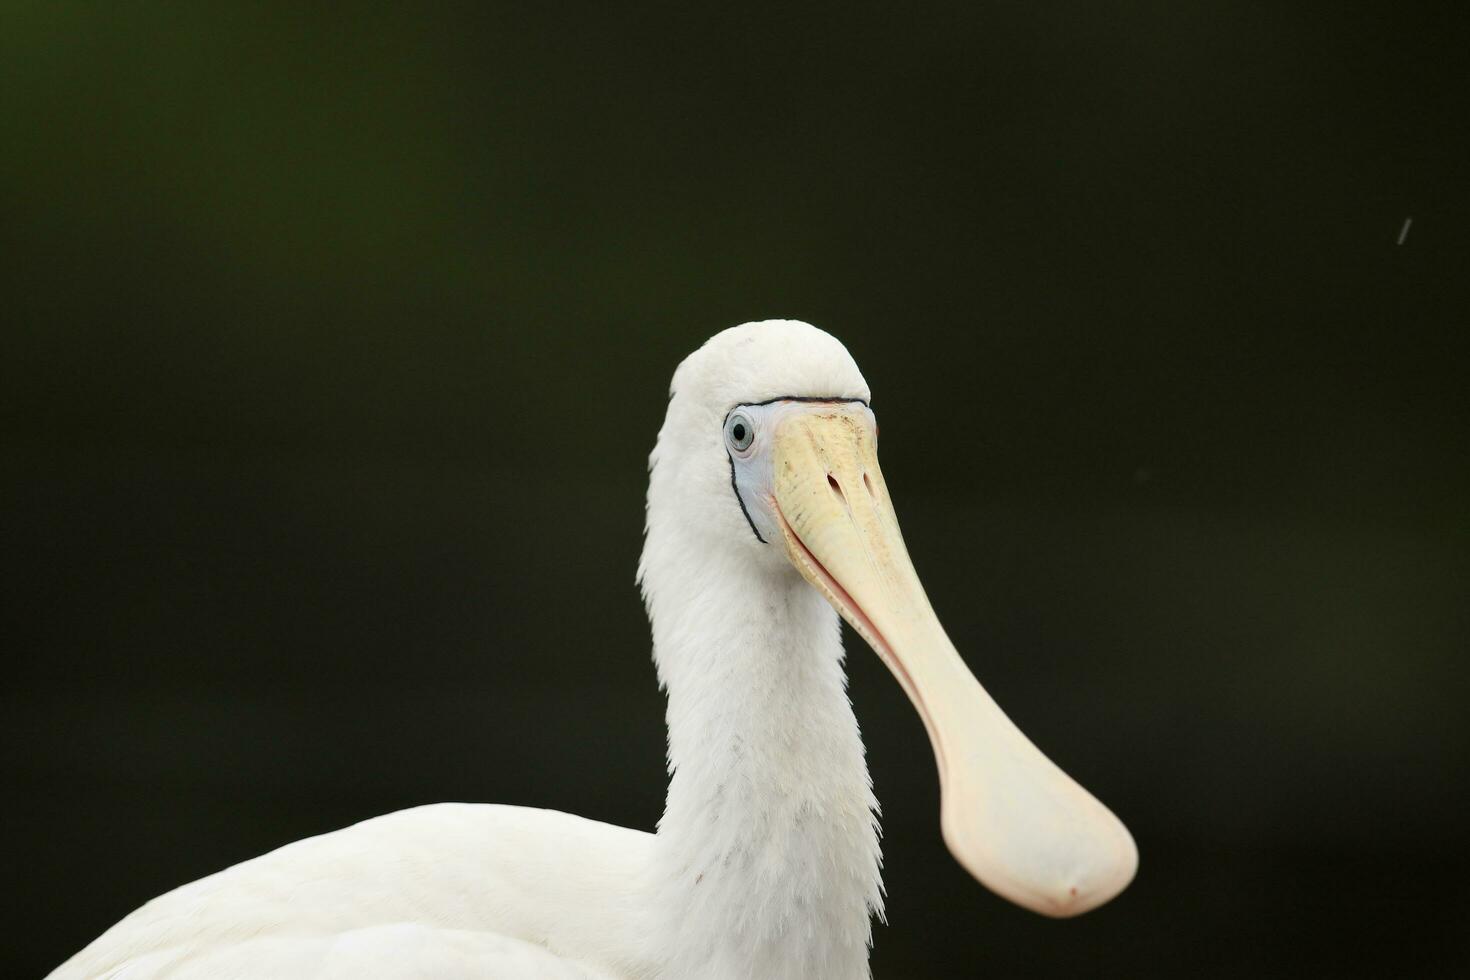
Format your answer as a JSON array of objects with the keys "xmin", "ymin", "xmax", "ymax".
[
  {"xmin": 52, "ymin": 321, "xmax": 1134, "ymax": 979},
  {"xmin": 62, "ymin": 561, "xmax": 878, "ymax": 980}
]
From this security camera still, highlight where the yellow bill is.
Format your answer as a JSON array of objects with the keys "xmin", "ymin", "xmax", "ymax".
[{"xmin": 771, "ymin": 407, "xmax": 1137, "ymax": 917}]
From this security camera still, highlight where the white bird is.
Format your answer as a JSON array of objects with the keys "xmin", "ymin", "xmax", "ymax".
[{"xmin": 52, "ymin": 320, "xmax": 1137, "ymax": 980}]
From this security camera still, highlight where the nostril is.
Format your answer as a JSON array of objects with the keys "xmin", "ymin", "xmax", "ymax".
[
  {"xmin": 827, "ymin": 473, "xmax": 846, "ymax": 503},
  {"xmin": 862, "ymin": 472, "xmax": 875, "ymax": 497}
]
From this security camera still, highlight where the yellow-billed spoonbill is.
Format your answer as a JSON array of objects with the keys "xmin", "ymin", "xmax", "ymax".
[{"xmin": 52, "ymin": 320, "xmax": 1136, "ymax": 979}]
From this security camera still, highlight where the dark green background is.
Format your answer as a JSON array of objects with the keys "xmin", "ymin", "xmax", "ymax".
[{"xmin": 5, "ymin": 3, "xmax": 1467, "ymax": 976}]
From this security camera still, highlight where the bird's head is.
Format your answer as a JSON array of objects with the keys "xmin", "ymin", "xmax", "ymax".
[{"xmin": 642, "ymin": 319, "xmax": 1137, "ymax": 917}]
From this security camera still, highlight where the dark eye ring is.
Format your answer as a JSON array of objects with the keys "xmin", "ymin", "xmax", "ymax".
[{"xmin": 725, "ymin": 412, "xmax": 755, "ymax": 452}]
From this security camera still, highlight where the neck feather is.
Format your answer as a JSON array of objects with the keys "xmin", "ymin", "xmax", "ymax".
[{"xmin": 640, "ymin": 539, "xmax": 883, "ymax": 980}]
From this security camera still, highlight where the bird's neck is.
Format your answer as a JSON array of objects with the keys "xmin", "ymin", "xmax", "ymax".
[{"xmin": 644, "ymin": 553, "xmax": 883, "ymax": 980}]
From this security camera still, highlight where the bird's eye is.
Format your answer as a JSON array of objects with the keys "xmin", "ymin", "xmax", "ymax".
[{"xmin": 725, "ymin": 412, "xmax": 755, "ymax": 453}]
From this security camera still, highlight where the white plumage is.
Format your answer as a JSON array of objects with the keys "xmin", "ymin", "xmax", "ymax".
[{"xmin": 52, "ymin": 320, "xmax": 1134, "ymax": 979}]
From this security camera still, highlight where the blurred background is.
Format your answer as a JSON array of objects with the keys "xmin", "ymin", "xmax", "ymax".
[{"xmin": 5, "ymin": 3, "xmax": 1467, "ymax": 976}]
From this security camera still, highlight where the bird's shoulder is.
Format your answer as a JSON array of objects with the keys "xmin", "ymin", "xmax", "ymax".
[{"xmin": 50, "ymin": 803, "xmax": 656, "ymax": 980}]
